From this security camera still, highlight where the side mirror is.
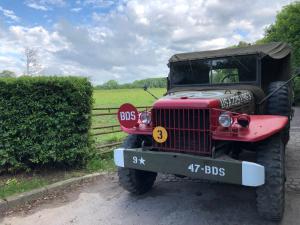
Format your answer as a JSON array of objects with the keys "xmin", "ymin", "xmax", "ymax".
[
  {"xmin": 142, "ymin": 84, "xmax": 158, "ymax": 100},
  {"xmin": 143, "ymin": 84, "xmax": 148, "ymax": 91}
]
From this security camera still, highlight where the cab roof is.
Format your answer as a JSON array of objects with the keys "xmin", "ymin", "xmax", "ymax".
[{"xmin": 169, "ymin": 42, "xmax": 291, "ymax": 63}]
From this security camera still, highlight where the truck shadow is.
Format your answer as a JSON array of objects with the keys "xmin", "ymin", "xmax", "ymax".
[{"xmin": 120, "ymin": 178, "xmax": 283, "ymax": 225}]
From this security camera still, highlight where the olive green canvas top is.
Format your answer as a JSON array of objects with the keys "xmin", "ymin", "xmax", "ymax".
[{"xmin": 169, "ymin": 42, "xmax": 291, "ymax": 63}]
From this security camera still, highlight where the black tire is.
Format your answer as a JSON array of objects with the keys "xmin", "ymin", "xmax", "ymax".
[
  {"xmin": 118, "ymin": 135, "xmax": 157, "ymax": 195},
  {"xmin": 256, "ymin": 134, "xmax": 285, "ymax": 220},
  {"xmin": 266, "ymin": 81, "xmax": 291, "ymax": 144}
]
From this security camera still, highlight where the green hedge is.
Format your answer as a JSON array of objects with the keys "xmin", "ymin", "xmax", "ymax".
[{"xmin": 0, "ymin": 77, "xmax": 93, "ymax": 172}]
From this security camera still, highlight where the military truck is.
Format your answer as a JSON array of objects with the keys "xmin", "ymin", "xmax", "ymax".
[{"xmin": 114, "ymin": 42, "xmax": 298, "ymax": 220}]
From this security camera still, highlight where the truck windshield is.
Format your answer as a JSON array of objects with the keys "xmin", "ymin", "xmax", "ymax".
[{"xmin": 170, "ymin": 55, "xmax": 257, "ymax": 86}]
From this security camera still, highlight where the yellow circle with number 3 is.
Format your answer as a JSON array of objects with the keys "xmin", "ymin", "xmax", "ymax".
[{"xmin": 153, "ymin": 126, "xmax": 168, "ymax": 143}]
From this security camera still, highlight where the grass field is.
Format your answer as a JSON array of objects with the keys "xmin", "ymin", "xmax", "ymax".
[
  {"xmin": 92, "ymin": 88, "xmax": 166, "ymax": 145},
  {"xmin": 93, "ymin": 88, "xmax": 166, "ymax": 107}
]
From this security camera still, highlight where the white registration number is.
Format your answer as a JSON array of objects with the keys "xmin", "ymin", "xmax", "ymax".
[{"xmin": 188, "ymin": 164, "xmax": 226, "ymax": 176}]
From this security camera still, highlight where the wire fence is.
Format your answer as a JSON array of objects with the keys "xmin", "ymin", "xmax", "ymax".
[{"xmin": 92, "ymin": 106, "xmax": 151, "ymax": 153}]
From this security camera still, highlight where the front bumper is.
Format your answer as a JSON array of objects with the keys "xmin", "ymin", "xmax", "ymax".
[{"xmin": 114, "ymin": 148, "xmax": 265, "ymax": 187}]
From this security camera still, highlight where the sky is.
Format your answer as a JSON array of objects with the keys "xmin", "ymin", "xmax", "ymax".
[{"xmin": 0, "ymin": 0, "xmax": 296, "ymax": 84}]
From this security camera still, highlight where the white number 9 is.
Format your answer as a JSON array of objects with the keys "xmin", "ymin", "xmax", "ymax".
[{"xmin": 133, "ymin": 156, "xmax": 138, "ymax": 164}]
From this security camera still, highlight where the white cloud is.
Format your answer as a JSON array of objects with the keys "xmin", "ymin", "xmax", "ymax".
[
  {"xmin": 0, "ymin": 6, "xmax": 20, "ymax": 22},
  {"xmin": 70, "ymin": 7, "xmax": 82, "ymax": 12},
  {"xmin": 83, "ymin": 0, "xmax": 115, "ymax": 8},
  {"xmin": 0, "ymin": 25, "xmax": 69, "ymax": 75},
  {"xmin": 0, "ymin": 0, "xmax": 297, "ymax": 84},
  {"xmin": 25, "ymin": 3, "xmax": 48, "ymax": 11},
  {"xmin": 9, "ymin": 26, "xmax": 69, "ymax": 52},
  {"xmin": 25, "ymin": 0, "xmax": 66, "ymax": 11}
]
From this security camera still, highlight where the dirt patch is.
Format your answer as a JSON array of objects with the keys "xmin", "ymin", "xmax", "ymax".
[{"xmin": 0, "ymin": 173, "xmax": 112, "ymax": 218}]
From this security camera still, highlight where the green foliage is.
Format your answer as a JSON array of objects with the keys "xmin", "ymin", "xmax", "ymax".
[
  {"xmin": 261, "ymin": 2, "xmax": 300, "ymax": 68},
  {"xmin": 101, "ymin": 79, "xmax": 119, "ymax": 89},
  {"xmin": 211, "ymin": 69, "xmax": 239, "ymax": 84},
  {"xmin": 95, "ymin": 77, "xmax": 167, "ymax": 89},
  {"xmin": 259, "ymin": 2, "xmax": 300, "ymax": 104},
  {"xmin": 0, "ymin": 77, "xmax": 93, "ymax": 172},
  {"xmin": 86, "ymin": 153, "xmax": 115, "ymax": 172},
  {"xmin": 0, "ymin": 70, "xmax": 16, "ymax": 78},
  {"xmin": 131, "ymin": 78, "xmax": 167, "ymax": 88}
]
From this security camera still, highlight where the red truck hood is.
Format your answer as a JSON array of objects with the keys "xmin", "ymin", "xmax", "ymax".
[
  {"xmin": 153, "ymin": 90, "xmax": 253, "ymax": 109},
  {"xmin": 153, "ymin": 98, "xmax": 220, "ymax": 108}
]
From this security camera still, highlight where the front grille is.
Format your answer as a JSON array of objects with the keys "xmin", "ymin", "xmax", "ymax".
[{"xmin": 152, "ymin": 108, "xmax": 211, "ymax": 155}]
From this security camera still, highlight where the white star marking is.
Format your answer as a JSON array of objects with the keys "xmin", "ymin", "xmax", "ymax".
[{"xmin": 139, "ymin": 157, "xmax": 146, "ymax": 165}]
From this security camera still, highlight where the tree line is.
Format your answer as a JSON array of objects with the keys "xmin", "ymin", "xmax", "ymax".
[{"xmin": 94, "ymin": 77, "xmax": 167, "ymax": 89}]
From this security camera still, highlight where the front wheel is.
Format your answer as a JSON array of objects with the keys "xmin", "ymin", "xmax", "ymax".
[
  {"xmin": 118, "ymin": 135, "xmax": 157, "ymax": 194},
  {"xmin": 118, "ymin": 167, "xmax": 157, "ymax": 194},
  {"xmin": 256, "ymin": 134, "xmax": 285, "ymax": 220}
]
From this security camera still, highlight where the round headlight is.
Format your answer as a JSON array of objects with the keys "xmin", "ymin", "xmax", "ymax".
[
  {"xmin": 218, "ymin": 112, "xmax": 233, "ymax": 127},
  {"xmin": 139, "ymin": 112, "xmax": 151, "ymax": 125}
]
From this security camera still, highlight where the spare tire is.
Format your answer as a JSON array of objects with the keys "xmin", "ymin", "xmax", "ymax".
[
  {"xmin": 266, "ymin": 81, "xmax": 291, "ymax": 116},
  {"xmin": 265, "ymin": 81, "xmax": 291, "ymax": 144}
]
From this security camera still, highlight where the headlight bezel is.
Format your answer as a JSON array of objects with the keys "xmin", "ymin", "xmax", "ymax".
[
  {"xmin": 139, "ymin": 111, "xmax": 151, "ymax": 125},
  {"xmin": 218, "ymin": 112, "xmax": 233, "ymax": 128}
]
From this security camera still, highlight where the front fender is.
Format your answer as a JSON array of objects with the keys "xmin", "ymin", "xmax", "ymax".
[
  {"xmin": 120, "ymin": 115, "xmax": 289, "ymax": 143},
  {"xmin": 212, "ymin": 115, "xmax": 288, "ymax": 142}
]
